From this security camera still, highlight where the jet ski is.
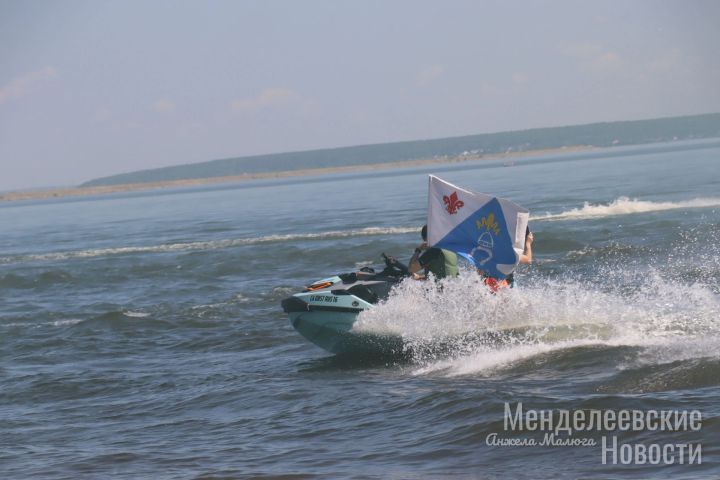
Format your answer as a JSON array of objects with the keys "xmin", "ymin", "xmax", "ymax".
[{"xmin": 281, "ymin": 254, "xmax": 409, "ymax": 355}]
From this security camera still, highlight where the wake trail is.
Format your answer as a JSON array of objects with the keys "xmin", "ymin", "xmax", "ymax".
[
  {"xmin": 533, "ymin": 197, "xmax": 720, "ymax": 221},
  {"xmin": 0, "ymin": 226, "xmax": 419, "ymax": 264}
]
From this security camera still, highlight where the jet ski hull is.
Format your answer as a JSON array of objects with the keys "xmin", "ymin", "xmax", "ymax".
[
  {"xmin": 281, "ymin": 270, "xmax": 406, "ymax": 355},
  {"xmin": 288, "ymin": 311, "xmax": 402, "ymax": 355}
]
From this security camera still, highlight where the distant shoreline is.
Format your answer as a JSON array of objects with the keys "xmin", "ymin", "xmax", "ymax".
[{"xmin": 0, "ymin": 146, "xmax": 595, "ymax": 203}]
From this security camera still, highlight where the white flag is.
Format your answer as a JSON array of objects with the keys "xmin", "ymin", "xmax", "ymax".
[{"xmin": 427, "ymin": 175, "xmax": 529, "ymax": 279}]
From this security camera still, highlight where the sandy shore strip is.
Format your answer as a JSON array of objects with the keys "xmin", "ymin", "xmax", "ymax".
[{"xmin": 1, "ymin": 146, "xmax": 594, "ymax": 203}]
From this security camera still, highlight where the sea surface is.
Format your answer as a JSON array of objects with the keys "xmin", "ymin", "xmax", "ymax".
[{"xmin": 2, "ymin": 140, "xmax": 720, "ymax": 479}]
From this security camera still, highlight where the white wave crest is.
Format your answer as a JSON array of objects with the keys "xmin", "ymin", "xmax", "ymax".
[
  {"xmin": 1, "ymin": 318, "xmax": 84, "ymax": 328},
  {"xmin": 412, "ymin": 338, "xmax": 658, "ymax": 377},
  {"xmin": 533, "ymin": 197, "xmax": 720, "ymax": 221},
  {"xmin": 0, "ymin": 226, "xmax": 418, "ymax": 264}
]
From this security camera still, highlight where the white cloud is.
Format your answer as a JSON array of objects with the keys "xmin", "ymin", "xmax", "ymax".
[
  {"xmin": 511, "ymin": 73, "xmax": 529, "ymax": 85},
  {"xmin": 0, "ymin": 66, "xmax": 58, "ymax": 104},
  {"xmin": 93, "ymin": 109, "xmax": 114, "ymax": 123},
  {"xmin": 646, "ymin": 48, "xmax": 682, "ymax": 72},
  {"xmin": 230, "ymin": 88, "xmax": 297, "ymax": 112},
  {"xmin": 477, "ymin": 82, "xmax": 504, "ymax": 98},
  {"xmin": 588, "ymin": 52, "xmax": 622, "ymax": 71},
  {"xmin": 562, "ymin": 43, "xmax": 604, "ymax": 59},
  {"xmin": 151, "ymin": 99, "xmax": 177, "ymax": 113},
  {"xmin": 416, "ymin": 65, "xmax": 445, "ymax": 86},
  {"xmin": 561, "ymin": 43, "xmax": 622, "ymax": 72}
]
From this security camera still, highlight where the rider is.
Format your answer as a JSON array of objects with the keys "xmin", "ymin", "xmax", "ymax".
[{"xmin": 409, "ymin": 225, "xmax": 459, "ymax": 280}]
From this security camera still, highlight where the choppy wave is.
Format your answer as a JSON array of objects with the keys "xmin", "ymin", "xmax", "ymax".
[
  {"xmin": 0, "ymin": 226, "xmax": 418, "ymax": 265},
  {"xmin": 0, "ymin": 270, "xmax": 77, "ymax": 289},
  {"xmin": 533, "ymin": 196, "xmax": 720, "ymax": 221},
  {"xmin": 354, "ymin": 268, "xmax": 720, "ymax": 381}
]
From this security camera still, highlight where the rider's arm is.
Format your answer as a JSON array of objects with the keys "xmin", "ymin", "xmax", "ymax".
[
  {"xmin": 519, "ymin": 232, "xmax": 534, "ymax": 265},
  {"xmin": 408, "ymin": 242, "xmax": 427, "ymax": 274}
]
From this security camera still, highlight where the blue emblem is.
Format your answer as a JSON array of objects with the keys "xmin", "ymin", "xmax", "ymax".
[{"xmin": 434, "ymin": 198, "xmax": 516, "ymax": 279}]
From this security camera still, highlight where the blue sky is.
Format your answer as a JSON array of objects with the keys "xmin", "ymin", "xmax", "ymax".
[{"xmin": 1, "ymin": 0, "xmax": 719, "ymax": 190}]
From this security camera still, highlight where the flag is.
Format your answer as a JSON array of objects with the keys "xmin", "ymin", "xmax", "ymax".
[{"xmin": 426, "ymin": 175, "xmax": 529, "ymax": 280}]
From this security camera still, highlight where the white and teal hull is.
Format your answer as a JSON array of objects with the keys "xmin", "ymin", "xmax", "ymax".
[{"xmin": 282, "ymin": 273, "xmax": 405, "ymax": 355}]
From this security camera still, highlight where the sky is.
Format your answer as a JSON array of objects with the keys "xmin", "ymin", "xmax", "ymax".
[{"xmin": 1, "ymin": 0, "xmax": 719, "ymax": 191}]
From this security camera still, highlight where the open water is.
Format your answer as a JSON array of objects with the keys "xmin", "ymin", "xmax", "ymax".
[{"xmin": 2, "ymin": 140, "xmax": 720, "ymax": 479}]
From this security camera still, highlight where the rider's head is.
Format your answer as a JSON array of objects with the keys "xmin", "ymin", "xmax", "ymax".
[{"xmin": 421, "ymin": 225, "xmax": 428, "ymax": 241}]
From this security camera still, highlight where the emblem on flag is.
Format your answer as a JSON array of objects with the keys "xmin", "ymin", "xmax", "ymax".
[{"xmin": 443, "ymin": 191, "xmax": 464, "ymax": 214}]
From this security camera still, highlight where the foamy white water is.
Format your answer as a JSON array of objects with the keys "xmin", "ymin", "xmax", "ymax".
[
  {"xmin": 355, "ymin": 268, "xmax": 720, "ymax": 377},
  {"xmin": 533, "ymin": 197, "xmax": 720, "ymax": 221}
]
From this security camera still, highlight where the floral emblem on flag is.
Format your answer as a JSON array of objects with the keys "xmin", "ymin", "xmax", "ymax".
[
  {"xmin": 443, "ymin": 191, "xmax": 464, "ymax": 214},
  {"xmin": 476, "ymin": 212, "xmax": 500, "ymax": 235}
]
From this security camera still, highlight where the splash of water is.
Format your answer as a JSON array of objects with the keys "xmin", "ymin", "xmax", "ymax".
[{"xmin": 354, "ymin": 268, "xmax": 720, "ymax": 377}]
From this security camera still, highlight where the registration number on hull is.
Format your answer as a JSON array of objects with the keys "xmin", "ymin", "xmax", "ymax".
[{"xmin": 309, "ymin": 295, "xmax": 338, "ymax": 303}]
